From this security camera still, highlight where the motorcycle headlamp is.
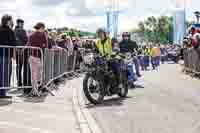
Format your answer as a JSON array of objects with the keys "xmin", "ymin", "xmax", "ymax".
[{"xmin": 84, "ymin": 53, "xmax": 95, "ymax": 65}]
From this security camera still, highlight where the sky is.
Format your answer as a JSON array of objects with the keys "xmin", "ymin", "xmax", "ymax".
[{"xmin": 0, "ymin": 0, "xmax": 199, "ymax": 32}]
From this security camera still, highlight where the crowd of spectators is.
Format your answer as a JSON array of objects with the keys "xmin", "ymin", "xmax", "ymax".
[
  {"xmin": 0, "ymin": 14, "xmax": 97, "ymax": 98},
  {"xmin": 181, "ymin": 31, "xmax": 200, "ymax": 74}
]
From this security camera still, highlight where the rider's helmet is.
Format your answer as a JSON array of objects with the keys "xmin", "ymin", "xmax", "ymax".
[
  {"xmin": 122, "ymin": 32, "xmax": 131, "ymax": 41},
  {"xmin": 96, "ymin": 28, "xmax": 106, "ymax": 35},
  {"xmin": 122, "ymin": 32, "xmax": 130, "ymax": 37},
  {"xmin": 96, "ymin": 28, "xmax": 107, "ymax": 39}
]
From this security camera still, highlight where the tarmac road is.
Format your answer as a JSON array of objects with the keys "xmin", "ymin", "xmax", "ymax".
[{"xmin": 84, "ymin": 63, "xmax": 200, "ymax": 133}]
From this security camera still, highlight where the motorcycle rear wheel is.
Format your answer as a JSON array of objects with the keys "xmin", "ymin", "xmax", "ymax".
[{"xmin": 83, "ymin": 74, "xmax": 105, "ymax": 104}]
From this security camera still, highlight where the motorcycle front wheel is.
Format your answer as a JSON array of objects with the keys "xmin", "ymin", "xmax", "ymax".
[
  {"xmin": 83, "ymin": 74, "xmax": 105, "ymax": 104},
  {"xmin": 118, "ymin": 71, "xmax": 129, "ymax": 98}
]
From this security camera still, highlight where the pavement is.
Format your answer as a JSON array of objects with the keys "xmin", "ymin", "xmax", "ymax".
[
  {"xmin": 0, "ymin": 80, "xmax": 80, "ymax": 133},
  {"xmin": 73, "ymin": 63, "xmax": 200, "ymax": 133}
]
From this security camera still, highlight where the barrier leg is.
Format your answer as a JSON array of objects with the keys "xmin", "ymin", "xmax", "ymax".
[{"xmin": 29, "ymin": 81, "xmax": 40, "ymax": 97}]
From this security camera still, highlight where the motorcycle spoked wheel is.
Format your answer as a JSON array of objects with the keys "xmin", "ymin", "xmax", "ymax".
[
  {"xmin": 83, "ymin": 74, "xmax": 105, "ymax": 104},
  {"xmin": 118, "ymin": 71, "xmax": 129, "ymax": 98}
]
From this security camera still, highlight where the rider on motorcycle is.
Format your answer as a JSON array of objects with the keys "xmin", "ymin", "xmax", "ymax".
[
  {"xmin": 95, "ymin": 28, "xmax": 124, "ymax": 90},
  {"xmin": 96, "ymin": 28, "xmax": 112, "ymax": 56},
  {"xmin": 118, "ymin": 32, "xmax": 141, "ymax": 77}
]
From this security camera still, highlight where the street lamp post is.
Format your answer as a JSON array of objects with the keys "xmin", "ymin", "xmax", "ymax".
[{"xmin": 194, "ymin": 11, "xmax": 200, "ymax": 24}]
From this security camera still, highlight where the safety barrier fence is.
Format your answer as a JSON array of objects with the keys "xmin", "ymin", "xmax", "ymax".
[
  {"xmin": 0, "ymin": 45, "xmax": 78, "ymax": 96},
  {"xmin": 43, "ymin": 47, "xmax": 78, "ymax": 96},
  {"xmin": 183, "ymin": 47, "xmax": 200, "ymax": 74}
]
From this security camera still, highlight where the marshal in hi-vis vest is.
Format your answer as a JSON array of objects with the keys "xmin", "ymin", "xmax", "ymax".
[
  {"xmin": 96, "ymin": 37, "xmax": 112, "ymax": 56},
  {"xmin": 143, "ymin": 48, "xmax": 151, "ymax": 56}
]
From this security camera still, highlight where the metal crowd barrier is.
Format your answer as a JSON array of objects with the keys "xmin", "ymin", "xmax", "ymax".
[
  {"xmin": 0, "ymin": 45, "xmax": 78, "ymax": 96},
  {"xmin": 43, "ymin": 48, "xmax": 78, "ymax": 95},
  {"xmin": 183, "ymin": 47, "xmax": 200, "ymax": 74},
  {"xmin": 0, "ymin": 46, "xmax": 43, "ymax": 91},
  {"xmin": 43, "ymin": 48, "xmax": 68, "ymax": 84}
]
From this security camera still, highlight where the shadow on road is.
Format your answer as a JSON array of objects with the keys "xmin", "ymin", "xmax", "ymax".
[
  {"xmin": 86, "ymin": 96, "xmax": 132, "ymax": 109},
  {"xmin": 167, "ymin": 62, "xmax": 177, "ymax": 64},
  {"xmin": 128, "ymin": 84, "xmax": 145, "ymax": 90},
  {"xmin": 143, "ymin": 68, "xmax": 151, "ymax": 71},
  {"xmin": 8, "ymin": 89, "xmax": 22, "ymax": 95},
  {"xmin": 23, "ymin": 96, "xmax": 46, "ymax": 103},
  {"xmin": 134, "ymin": 85, "xmax": 145, "ymax": 89},
  {"xmin": 0, "ymin": 99, "xmax": 12, "ymax": 106}
]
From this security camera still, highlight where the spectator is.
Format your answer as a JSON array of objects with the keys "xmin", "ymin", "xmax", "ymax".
[
  {"xmin": 84, "ymin": 40, "xmax": 93, "ymax": 50},
  {"xmin": 150, "ymin": 44, "xmax": 161, "ymax": 69},
  {"xmin": 112, "ymin": 38, "xmax": 120, "ymax": 53},
  {"xmin": 28, "ymin": 22, "xmax": 47, "ymax": 49},
  {"xmin": 193, "ymin": 33, "xmax": 200, "ymax": 49},
  {"xmin": 160, "ymin": 44, "xmax": 167, "ymax": 64},
  {"xmin": 66, "ymin": 36, "xmax": 74, "ymax": 54},
  {"xmin": 73, "ymin": 39, "xmax": 79, "ymax": 51},
  {"xmin": 28, "ymin": 22, "xmax": 47, "ymax": 93},
  {"xmin": 183, "ymin": 39, "xmax": 189, "ymax": 68},
  {"xmin": 0, "ymin": 15, "xmax": 16, "ymax": 98},
  {"xmin": 137, "ymin": 46, "xmax": 144, "ymax": 70},
  {"xmin": 14, "ymin": 18, "xmax": 32, "ymax": 94},
  {"xmin": 48, "ymin": 31, "xmax": 57, "ymax": 49},
  {"xmin": 72, "ymin": 38, "xmax": 83, "ymax": 70},
  {"xmin": 57, "ymin": 34, "xmax": 67, "ymax": 49},
  {"xmin": 142, "ymin": 45, "xmax": 151, "ymax": 70},
  {"xmin": 45, "ymin": 30, "xmax": 60, "ymax": 49}
]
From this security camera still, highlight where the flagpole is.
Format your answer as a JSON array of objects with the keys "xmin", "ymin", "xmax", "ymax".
[{"xmin": 184, "ymin": 0, "xmax": 186, "ymax": 36}]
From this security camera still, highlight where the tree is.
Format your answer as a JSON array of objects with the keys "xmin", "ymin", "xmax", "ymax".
[{"xmin": 135, "ymin": 16, "xmax": 173, "ymax": 44}]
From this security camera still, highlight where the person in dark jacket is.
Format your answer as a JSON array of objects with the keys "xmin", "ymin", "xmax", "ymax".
[
  {"xmin": 118, "ymin": 32, "xmax": 138, "ymax": 53},
  {"xmin": 160, "ymin": 45, "xmax": 167, "ymax": 64},
  {"xmin": 118, "ymin": 32, "xmax": 141, "ymax": 77},
  {"xmin": 0, "ymin": 15, "xmax": 16, "ymax": 98},
  {"xmin": 14, "ymin": 19, "xmax": 32, "ymax": 94},
  {"xmin": 84, "ymin": 40, "xmax": 94, "ymax": 50},
  {"xmin": 15, "ymin": 19, "xmax": 28, "ymax": 46}
]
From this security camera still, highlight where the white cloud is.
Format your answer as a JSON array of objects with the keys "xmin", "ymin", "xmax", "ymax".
[{"xmin": 0, "ymin": 0, "xmax": 199, "ymax": 32}]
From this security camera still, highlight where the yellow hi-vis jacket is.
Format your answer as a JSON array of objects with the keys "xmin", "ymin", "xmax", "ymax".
[
  {"xmin": 143, "ymin": 48, "xmax": 151, "ymax": 56},
  {"xmin": 96, "ymin": 37, "xmax": 112, "ymax": 56}
]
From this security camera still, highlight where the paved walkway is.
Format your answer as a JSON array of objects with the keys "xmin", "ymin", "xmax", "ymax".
[{"xmin": 0, "ymin": 81, "xmax": 80, "ymax": 133}]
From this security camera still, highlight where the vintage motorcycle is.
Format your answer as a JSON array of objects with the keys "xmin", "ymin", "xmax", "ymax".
[{"xmin": 82, "ymin": 53, "xmax": 129, "ymax": 104}]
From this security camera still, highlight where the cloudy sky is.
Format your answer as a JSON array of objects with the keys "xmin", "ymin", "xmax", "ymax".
[{"xmin": 0, "ymin": 0, "xmax": 199, "ymax": 32}]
